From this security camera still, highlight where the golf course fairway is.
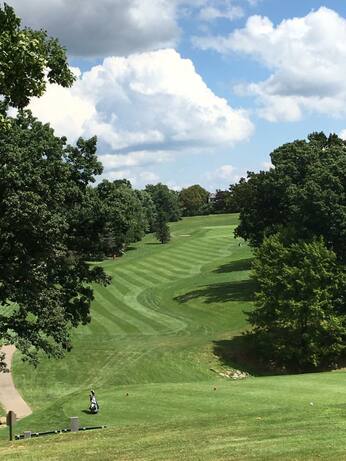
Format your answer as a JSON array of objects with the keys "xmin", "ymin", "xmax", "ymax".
[{"xmin": 2, "ymin": 214, "xmax": 346, "ymax": 460}]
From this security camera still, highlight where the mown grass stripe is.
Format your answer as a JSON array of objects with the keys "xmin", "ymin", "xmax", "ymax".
[
  {"xmin": 96, "ymin": 291, "xmax": 159, "ymax": 335},
  {"xmin": 103, "ymin": 286, "xmax": 171, "ymax": 332},
  {"xmin": 135, "ymin": 259, "xmax": 188, "ymax": 278}
]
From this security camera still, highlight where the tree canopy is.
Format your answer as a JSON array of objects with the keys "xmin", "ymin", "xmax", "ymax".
[
  {"xmin": 0, "ymin": 4, "xmax": 108, "ymax": 367},
  {"xmin": 155, "ymin": 213, "xmax": 171, "ymax": 244},
  {"xmin": 250, "ymin": 235, "xmax": 346, "ymax": 371},
  {"xmin": 0, "ymin": 111, "xmax": 110, "ymax": 366},
  {"xmin": 145, "ymin": 183, "xmax": 181, "ymax": 222},
  {"xmin": 236, "ymin": 132, "xmax": 346, "ymax": 261},
  {"xmin": 0, "ymin": 3, "xmax": 74, "ymax": 110},
  {"xmin": 236, "ymin": 132, "xmax": 346, "ymax": 371},
  {"xmin": 179, "ymin": 184, "xmax": 209, "ymax": 216},
  {"xmin": 96, "ymin": 180, "xmax": 148, "ymax": 257}
]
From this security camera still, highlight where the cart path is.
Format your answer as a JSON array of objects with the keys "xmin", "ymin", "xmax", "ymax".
[{"xmin": 0, "ymin": 346, "xmax": 32, "ymax": 419}]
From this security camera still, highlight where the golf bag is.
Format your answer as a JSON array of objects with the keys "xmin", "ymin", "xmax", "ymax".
[{"xmin": 89, "ymin": 396, "xmax": 99, "ymax": 414}]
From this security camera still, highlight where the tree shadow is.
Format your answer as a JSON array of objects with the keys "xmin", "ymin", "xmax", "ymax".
[
  {"xmin": 214, "ymin": 258, "xmax": 254, "ymax": 274},
  {"xmin": 175, "ymin": 279, "xmax": 257, "ymax": 304},
  {"xmin": 213, "ymin": 334, "xmax": 346, "ymax": 376},
  {"xmin": 145, "ymin": 242, "xmax": 161, "ymax": 246},
  {"xmin": 213, "ymin": 335, "xmax": 280, "ymax": 376},
  {"xmin": 125, "ymin": 246, "xmax": 136, "ymax": 252}
]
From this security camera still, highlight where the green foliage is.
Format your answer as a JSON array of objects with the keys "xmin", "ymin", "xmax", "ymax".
[
  {"xmin": 96, "ymin": 180, "xmax": 147, "ymax": 257},
  {"xmin": 136, "ymin": 189, "xmax": 157, "ymax": 232},
  {"xmin": 249, "ymin": 234, "xmax": 346, "ymax": 371},
  {"xmin": 235, "ymin": 132, "xmax": 346, "ymax": 261},
  {"xmin": 234, "ymin": 132, "xmax": 346, "ymax": 371},
  {"xmin": 0, "ymin": 4, "xmax": 108, "ymax": 366},
  {"xmin": 0, "ymin": 110, "xmax": 109, "ymax": 364},
  {"xmin": 179, "ymin": 184, "xmax": 209, "ymax": 216},
  {"xmin": 234, "ymin": 173, "xmax": 286, "ymax": 246},
  {"xmin": 0, "ymin": 3, "xmax": 74, "ymax": 109},
  {"xmin": 67, "ymin": 186, "xmax": 105, "ymax": 259},
  {"xmin": 211, "ymin": 189, "xmax": 231, "ymax": 214},
  {"xmin": 155, "ymin": 214, "xmax": 171, "ymax": 244},
  {"xmin": 145, "ymin": 183, "xmax": 181, "ymax": 222},
  {"xmin": 212, "ymin": 185, "xmax": 244, "ymax": 214}
]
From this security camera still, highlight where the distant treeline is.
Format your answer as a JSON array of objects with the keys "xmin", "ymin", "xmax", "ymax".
[{"xmin": 80, "ymin": 179, "xmax": 241, "ymax": 260}]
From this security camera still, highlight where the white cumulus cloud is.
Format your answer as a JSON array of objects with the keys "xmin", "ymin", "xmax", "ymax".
[
  {"xmin": 98, "ymin": 151, "xmax": 172, "ymax": 172},
  {"xmin": 207, "ymin": 164, "xmax": 239, "ymax": 180},
  {"xmin": 193, "ymin": 7, "xmax": 346, "ymax": 121},
  {"xmin": 29, "ymin": 49, "xmax": 253, "ymax": 180},
  {"xmin": 198, "ymin": 1, "xmax": 244, "ymax": 22}
]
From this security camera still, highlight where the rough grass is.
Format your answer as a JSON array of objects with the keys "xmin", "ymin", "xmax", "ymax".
[{"xmin": 1, "ymin": 214, "xmax": 346, "ymax": 459}]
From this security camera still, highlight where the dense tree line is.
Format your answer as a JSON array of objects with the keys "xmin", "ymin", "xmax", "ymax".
[
  {"xmin": 177, "ymin": 184, "xmax": 243, "ymax": 217},
  {"xmin": 235, "ymin": 132, "xmax": 346, "ymax": 372}
]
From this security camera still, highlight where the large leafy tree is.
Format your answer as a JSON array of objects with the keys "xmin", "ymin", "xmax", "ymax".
[
  {"xmin": 136, "ymin": 190, "xmax": 157, "ymax": 233},
  {"xmin": 212, "ymin": 182, "xmax": 253, "ymax": 215},
  {"xmin": 96, "ymin": 180, "xmax": 147, "ymax": 257},
  {"xmin": 235, "ymin": 132, "xmax": 346, "ymax": 261},
  {"xmin": 179, "ymin": 184, "xmax": 209, "ymax": 216},
  {"xmin": 145, "ymin": 183, "xmax": 181, "ymax": 222},
  {"xmin": 211, "ymin": 189, "xmax": 232, "ymax": 214},
  {"xmin": 0, "ymin": 4, "xmax": 108, "ymax": 368},
  {"xmin": 250, "ymin": 235, "xmax": 346, "ymax": 371},
  {"xmin": 0, "ymin": 3, "xmax": 74, "ymax": 110},
  {"xmin": 235, "ymin": 132, "xmax": 346, "ymax": 371},
  {"xmin": 154, "ymin": 213, "xmax": 171, "ymax": 244},
  {"xmin": 0, "ymin": 111, "xmax": 110, "ymax": 366}
]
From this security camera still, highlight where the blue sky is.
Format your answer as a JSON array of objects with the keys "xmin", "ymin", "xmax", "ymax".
[{"xmin": 9, "ymin": 0, "xmax": 346, "ymax": 190}]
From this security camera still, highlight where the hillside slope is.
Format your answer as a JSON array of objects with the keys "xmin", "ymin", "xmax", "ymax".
[{"xmin": 2, "ymin": 214, "xmax": 346, "ymax": 460}]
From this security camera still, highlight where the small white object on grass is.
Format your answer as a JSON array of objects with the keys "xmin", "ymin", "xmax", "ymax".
[{"xmin": 310, "ymin": 402, "xmax": 314, "ymax": 406}]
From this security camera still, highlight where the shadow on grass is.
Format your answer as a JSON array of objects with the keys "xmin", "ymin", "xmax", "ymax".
[
  {"xmin": 213, "ymin": 335, "xmax": 279, "ymax": 376},
  {"xmin": 125, "ymin": 246, "xmax": 137, "ymax": 252},
  {"xmin": 213, "ymin": 335, "xmax": 346, "ymax": 376},
  {"xmin": 175, "ymin": 279, "xmax": 257, "ymax": 304},
  {"xmin": 145, "ymin": 242, "xmax": 161, "ymax": 246},
  {"xmin": 214, "ymin": 258, "xmax": 254, "ymax": 274}
]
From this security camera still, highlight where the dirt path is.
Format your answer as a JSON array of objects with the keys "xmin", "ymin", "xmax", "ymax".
[{"xmin": 0, "ymin": 346, "xmax": 32, "ymax": 419}]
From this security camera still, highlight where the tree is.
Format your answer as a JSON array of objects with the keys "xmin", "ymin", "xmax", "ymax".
[
  {"xmin": 249, "ymin": 234, "xmax": 346, "ymax": 371},
  {"xmin": 0, "ymin": 111, "xmax": 110, "ymax": 366},
  {"xmin": 68, "ymin": 186, "xmax": 105, "ymax": 260},
  {"xmin": 0, "ymin": 3, "xmax": 74, "ymax": 110},
  {"xmin": 136, "ymin": 190, "xmax": 157, "ymax": 233},
  {"xmin": 211, "ymin": 189, "xmax": 231, "ymax": 214},
  {"xmin": 235, "ymin": 132, "xmax": 346, "ymax": 261},
  {"xmin": 179, "ymin": 184, "xmax": 209, "ymax": 216},
  {"xmin": 211, "ymin": 185, "xmax": 243, "ymax": 214},
  {"xmin": 233, "ymin": 133, "xmax": 346, "ymax": 372},
  {"xmin": 96, "ymin": 180, "xmax": 147, "ymax": 257},
  {"xmin": 0, "ymin": 5, "xmax": 108, "ymax": 368},
  {"xmin": 155, "ymin": 214, "xmax": 171, "ymax": 244},
  {"xmin": 145, "ymin": 183, "xmax": 181, "ymax": 222}
]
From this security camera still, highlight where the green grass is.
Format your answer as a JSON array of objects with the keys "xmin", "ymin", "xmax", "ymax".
[{"xmin": 2, "ymin": 213, "xmax": 346, "ymax": 459}]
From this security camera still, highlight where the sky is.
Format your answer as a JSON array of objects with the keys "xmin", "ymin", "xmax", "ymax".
[{"xmin": 8, "ymin": 0, "xmax": 346, "ymax": 190}]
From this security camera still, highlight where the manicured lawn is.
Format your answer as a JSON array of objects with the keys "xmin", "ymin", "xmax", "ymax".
[
  {"xmin": 1, "ymin": 214, "xmax": 346, "ymax": 459},
  {"xmin": 2, "ymin": 373, "xmax": 346, "ymax": 460}
]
